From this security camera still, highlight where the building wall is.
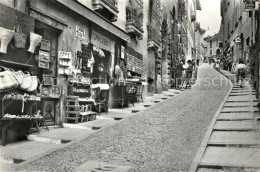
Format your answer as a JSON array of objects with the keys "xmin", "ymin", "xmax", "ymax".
[
  {"xmin": 186, "ymin": 0, "xmax": 196, "ymax": 61},
  {"xmin": 221, "ymin": 0, "xmax": 254, "ymax": 62}
]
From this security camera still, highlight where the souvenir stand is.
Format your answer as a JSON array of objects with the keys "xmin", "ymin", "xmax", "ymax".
[
  {"xmin": 65, "ymin": 44, "xmax": 97, "ymax": 124},
  {"xmin": 0, "ymin": 24, "xmax": 45, "ymax": 145}
]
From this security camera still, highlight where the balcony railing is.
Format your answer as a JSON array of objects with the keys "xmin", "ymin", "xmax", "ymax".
[
  {"xmin": 92, "ymin": 0, "xmax": 119, "ymax": 21},
  {"xmin": 147, "ymin": 25, "xmax": 161, "ymax": 49},
  {"xmin": 126, "ymin": 9, "xmax": 143, "ymax": 30},
  {"xmin": 105, "ymin": 0, "xmax": 117, "ymax": 8},
  {"xmin": 126, "ymin": 6, "xmax": 144, "ymax": 39}
]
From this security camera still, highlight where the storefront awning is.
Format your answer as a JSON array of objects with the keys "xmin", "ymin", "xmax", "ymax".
[{"xmin": 55, "ymin": 0, "xmax": 130, "ymax": 43}]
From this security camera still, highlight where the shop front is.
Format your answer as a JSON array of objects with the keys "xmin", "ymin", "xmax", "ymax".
[{"xmin": 0, "ymin": 4, "xmax": 49, "ymax": 145}]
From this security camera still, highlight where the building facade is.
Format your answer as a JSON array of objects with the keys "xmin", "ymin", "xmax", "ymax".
[{"xmin": 0, "ymin": 0, "xmax": 201, "ymax": 126}]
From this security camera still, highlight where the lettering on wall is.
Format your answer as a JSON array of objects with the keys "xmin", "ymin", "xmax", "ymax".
[{"xmin": 91, "ymin": 31, "xmax": 111, "ymax": 52}]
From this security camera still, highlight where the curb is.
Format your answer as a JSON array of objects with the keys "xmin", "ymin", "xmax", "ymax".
[
  {"xmin": 14, "ymin": 90, "xmax": 180, "ymax": 170},
  {"xmin": 188, "ymin": 68, "xmax": 233, "ymax": 172}
]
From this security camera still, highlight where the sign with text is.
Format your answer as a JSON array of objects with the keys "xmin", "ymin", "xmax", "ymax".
[
  {"xmin": 91, "ymin": 31, "xmax": 111, "ymax": 52},
  {"xmin": 58, "ymin": 51, "xmax": 72, "ymax": 59},
  {"xmin": 243, "ymin": 0, "xmax": 259, "ymax": 11}
]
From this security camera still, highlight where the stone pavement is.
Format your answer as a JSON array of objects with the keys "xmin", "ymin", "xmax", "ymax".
[
  {"xmin": 11, "ymin": 63, "xmax": 231, "ymax": 171},
  {"xmin": 190, "ymin": 69, "xmax": 260, "ymax": 172},
  {"xmin": 0, "ymin": 88, "xmax": 182, "ymax": 171}
]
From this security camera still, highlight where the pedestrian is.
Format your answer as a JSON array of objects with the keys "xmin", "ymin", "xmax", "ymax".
[
  {"xmin": 227, "ymin": 59, "xmax": 232, "ymax": 71},
  {"xmin": 185, "ymin": 60, "xmax": 193, "ymax": 89},
  {"xmin": 235, "ymin": 59, "xmax": 246, "ymax": 88},
  {"xmin": 175, "ymin": 60, "xmax": 185, "ymax": 89},
  {"xmin": 215, "ymin": 58, "xmax": 220, "ymax": 71}
]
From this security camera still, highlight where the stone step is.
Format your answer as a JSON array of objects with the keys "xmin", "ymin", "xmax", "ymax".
[
  {"xmin": 221, "ymin": 107, "xmax": 259, "ymax": 113},
  {"xmin": 231, "ymin": 90, "xmax": 256, "ymax": 93},
  {"xmin": 223, "ymin": 102, "xmax": 258, "ymax": 107},
  {"xmin": 214, "ymin": 121, "xmax": 259, "ymax": 131},
  {"xmin": 226, "ymin": 95, "xmax": 257, "ymax": 102},
  {"xmin": 230, "ymin": 92, "xmax": 256, "ymax": 96},
  {"xmin": 218, "ymin": 113, "xmax": 255, "ymax": 120},
  {"xmin": 200, "ymin": 147, "xmax": 260, "ymax": 168},
  {"xmin": 208, "ymin": 131, "xmax": 260, "ymax": 145}
]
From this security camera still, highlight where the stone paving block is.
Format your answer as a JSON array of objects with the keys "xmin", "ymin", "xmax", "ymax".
[
  {"xmin": 73, "ymin": 160, "xmax": 132, "ymax": 172},
  {"xmin": 106, "ymin": 111, "xmax": 134, "ymax": 120},
  {"xmin": 221, "ymin": 107, "xmax": 259, "ymax": 113},
  {"xmin": 209, "ymin": 131, "xmax": 260, "ymax": 145},
  {"xmin": 214, "ymin": 121, "xmax": 259, "ymax": 130},
  {"xmin": 28, "ymin": 128, "xmax": 93, "ymax": 142},
  {"xmin": 78, "ymin": 119, "xmax": 116, "ymax": 129},
  {"xmin": 224, "ymin": 102, "xmax": 258, "ymax": 107},
  {"xmin": 218, "ymin": 113, "xmax": 254, "ymax": 120},
  {"xmin": 200, "ymin": 147, "xmax": 260, "ymax": 168},
  {"xmin": 0, "ymin": 140, "xmax": 60, "ymax": 161}
]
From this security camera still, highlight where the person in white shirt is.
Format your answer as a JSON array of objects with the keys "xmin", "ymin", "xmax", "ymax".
[{"xmin": 235, "ymin": 59, "xmax": 246, "ymax": 88}]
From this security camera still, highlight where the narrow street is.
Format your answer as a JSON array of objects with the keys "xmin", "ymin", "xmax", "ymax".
[{"xmin": 14, "ymin": 64, "xmax": 231, "ymax": 171}]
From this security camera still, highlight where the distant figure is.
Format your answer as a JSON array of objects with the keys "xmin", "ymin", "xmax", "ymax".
[
  {"xmin": 235, "ymin": 59, "xmax": 246, "ymax": 88},
  {"xmin": 227, "ymin": 60, "xmax": 232, "ymax": 71},
  {"xmin": 185, "ymin": 60, "xmax": 193, "ymax": 89},
  {"xmin": 176, "ymin": 60, "xmax": 185, "ymax": 89}
]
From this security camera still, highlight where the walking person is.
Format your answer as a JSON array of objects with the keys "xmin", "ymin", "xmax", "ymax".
[
  {"xmin": 227, "ymin": 59, "xmax": 232, "ymax": 71},
  {"xmin": 185, "ymin": 60, "xmax": 193, "ymax": 89},
  {"xmin": 175, "ymin": 60, "xmax": 185, "ymax": 89},
  {"xmin": 235, "ymin": 59, "xmax": 246, "ymax": 88}
]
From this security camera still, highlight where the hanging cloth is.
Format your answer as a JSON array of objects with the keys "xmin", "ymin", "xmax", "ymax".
[{"xmin": 88, "ymin": 51, "xmax": 95, "ymax": 73}]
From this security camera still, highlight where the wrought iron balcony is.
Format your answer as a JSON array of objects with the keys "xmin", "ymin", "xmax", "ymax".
[
  {"xmin": 126, "ymin": 7, "xmax": 144, "ymax": 39},
  {"xmin": 92, "ymin": 0, "xmax": 119, "ymax": 22},
  {"xmin": 147, "ymin": 24, "xmax": 161, "ymax": 50}
]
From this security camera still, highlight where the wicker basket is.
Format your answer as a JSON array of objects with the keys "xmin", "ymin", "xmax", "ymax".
[
  {"xmin": 0, "ymin": 27, "xmax": 15, "ymax": 54},
  {"xmin": 13, "ymin": 25, "xmax": 26, "ymax": 49},
  {"xmin": 28, "ymin": 32, "xmax": 42, "ymax": 53}
]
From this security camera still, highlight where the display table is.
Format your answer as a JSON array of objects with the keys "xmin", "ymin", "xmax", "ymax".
[{"xmin": 0, "ymin": 118, "xmax": 40, "ymax": 146}]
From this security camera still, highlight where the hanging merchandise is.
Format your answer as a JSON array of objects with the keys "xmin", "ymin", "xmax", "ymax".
[
  {"xmin": 26, "ymin": 76, "xmax": 38, "ymax": 92},
  {"xmin": 20, "ymin": 72, "xmax": 32, "ymax": 90},
  {"xmin": 0, "ymin": 66, "xmax": 19, "ymax": 93},
  {"xmin": 13, "ymin": 25, "xmax": 27, "ymax": 49},
  {"xmin": 28, "ymin": 32, "xmax": 42, "ymax": 53},
  {"xmin": 0, "ymin": 27, "xmax": 15, "ymax": 54},
  {"xmin": 88, "ymin": 51, "xmax": 95, "ymax": 73}
]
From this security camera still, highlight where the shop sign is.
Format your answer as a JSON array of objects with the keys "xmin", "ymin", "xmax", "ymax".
[
  {"xmin": 91, "ymin": 31, "xmax": 111, "ymax": 52},
  {"xmin": 39, "ymin": 50, "xmax": 50, "ymax": 62},
  {"xmin": 58, "ymin": 51, "xmax": 72, "ymax": 59},
  {"xmin": 38, "ymin": 61, "xmax": 49, "ymax": 69},
  {"xmin": 76, "ymin": 25, "xmax": 85, "ymax": 39},
  {"xmin": 243, "ymin": 0, "xmax": 259, "ymax": 11},
  {"xmin": 234, "ymin": 36, "xmax": 241, "ymax": 44}
]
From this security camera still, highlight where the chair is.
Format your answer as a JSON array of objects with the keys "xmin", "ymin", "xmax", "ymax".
[
  {"xmin": 79, "ymin": 104, "xmax": 97, "ymax": 122},
  {"xmin": 95, "ymin": 89, "xmax": 108, "ymax": 115}
]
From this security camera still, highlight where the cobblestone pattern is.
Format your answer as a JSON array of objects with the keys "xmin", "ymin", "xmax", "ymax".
[{"xmin": 18, "ymin": 64, "xmax": 231, "ymax": 171}]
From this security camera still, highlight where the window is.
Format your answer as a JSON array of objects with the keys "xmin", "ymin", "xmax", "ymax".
[
  {"xmin": 210, "ymin": 41, "xmax": 212, "ymax": 48},
  {"xmin": 210, "ymin": 50, "xmax": 212, "ymax": 55},
  {"xmin": 219, "ymin": 42, "xmax": 223, "ymax": 47}
]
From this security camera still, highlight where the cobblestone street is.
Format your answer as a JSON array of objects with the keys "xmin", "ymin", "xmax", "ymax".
[{"xmin": 15, "ymin": 64, "xmax": 231, "ymax": 171}]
